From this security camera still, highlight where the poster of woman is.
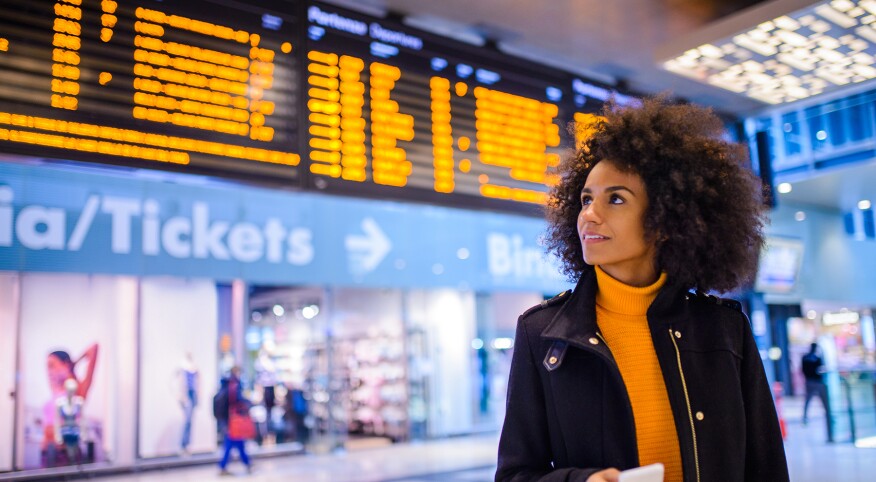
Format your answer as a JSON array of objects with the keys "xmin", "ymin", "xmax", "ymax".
[{"xmin": 18, "ymin": 274, "xmax": 123, "ymax": 469}]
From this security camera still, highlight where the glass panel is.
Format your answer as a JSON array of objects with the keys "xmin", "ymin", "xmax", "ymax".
[
  {"xmin": 406, "ymin": 289, "xmax": 476, "ymax": 438},
  {"xmin": 17, "ymin": 274, "xmax": 128, "ymax": 470},
  {"xmin": 826, "ymin": 102, "xmax": 846, "ymax": 147},
  {"xmin": 806, "ymin": 106, "xmax": 828, "ymax": 152},
  {"xmin": 846, "ymin": 96, "xmax": 872, "ymax": 143},
  {"xmin": 138, "ymin": 278, "xmax": 219, "ymax": 458},
  {"xmin": 246, "ymin": 286, "xmax": 327, "ymax": 450},
  {"xmin": 781, "ymin": 112, "xmax": 802, "ymax": 158}
]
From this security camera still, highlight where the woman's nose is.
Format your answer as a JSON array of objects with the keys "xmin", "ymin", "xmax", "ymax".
[{"xmin": 579, "ymin": 202, "xmax": 602, "ymax": 223}]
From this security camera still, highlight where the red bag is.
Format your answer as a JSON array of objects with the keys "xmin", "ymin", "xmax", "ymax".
[{"xmin": 228, "ymin": 411, "xmax": 256, "ymax": 440}]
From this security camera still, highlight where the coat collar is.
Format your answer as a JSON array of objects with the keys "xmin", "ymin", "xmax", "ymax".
[{"xmin": 540, "ymin": 269, "xmax": 691, "ymax": 347}]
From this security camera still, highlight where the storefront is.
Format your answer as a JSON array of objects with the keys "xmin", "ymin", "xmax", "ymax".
[
  {"xmin": 756, "ymin": 205, "xmax": 876, "ymax": 445},
  {"xmin": 0, "ymin": 159, "xmax": 568, "ymax": 476}
]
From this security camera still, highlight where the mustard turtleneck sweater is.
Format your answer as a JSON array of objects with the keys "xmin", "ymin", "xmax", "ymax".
[{"xmin": 594, "ymin": 266, "xmax": 683, "ymax": 482}]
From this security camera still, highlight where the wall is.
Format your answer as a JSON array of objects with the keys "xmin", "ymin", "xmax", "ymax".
[
  {"xmin": 766, "ymin": 203, "xmax": 876, "ymax": 305},
  {"xmin": 406, "ymin": 289, "xmax": 476, "ymax": 437},
  {"xmin": 0, "ymin": 272, "xmax": 18, "ymax": 471}
]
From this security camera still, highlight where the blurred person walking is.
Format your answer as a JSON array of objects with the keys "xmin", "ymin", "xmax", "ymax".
[
  {"xmin": 802, "ymin": 342, "xmax": 833, "ymax": 442},
  {"xmin": 213, "ymin": 366, "xmax": 254, "ymax": 475},
  {"xmin": 496, "ymin": 97, "xmax": 788, "ymax": 482}
]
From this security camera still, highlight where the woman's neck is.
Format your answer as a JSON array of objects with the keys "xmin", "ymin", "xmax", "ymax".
[{"xmin": 595, "ymin": 265, "xmax": 667, "ymax": 316}]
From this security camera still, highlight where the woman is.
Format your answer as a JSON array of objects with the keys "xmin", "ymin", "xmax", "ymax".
[{"xmin": 495, "ymin": 97, "xmax": 788, "ymax": 482}]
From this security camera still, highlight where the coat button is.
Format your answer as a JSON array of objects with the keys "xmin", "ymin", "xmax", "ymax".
[
  {"xmin": 674, "ymin": 330, "xmax": 682, "ymax": 339},
  {"xmin": 696, "ymin": 411, "xmax": 704, "ymax": 421},
  {"xmin": 589, "ymin": 337, "xmax": 599, "ymax": 345},
  {"xmin": 549, "ymin": 356, "xmax": 558, "ymax": 365}
]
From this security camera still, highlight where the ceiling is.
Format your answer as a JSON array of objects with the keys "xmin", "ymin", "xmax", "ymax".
[
  {"xmin": 321, "ymin": 0, "xmax": 776, "ymax": 116},
  {"xmin": 774, "ymin": 159, "xmax": 876, "ymax": 212},
  {"xmin": 319, "ymin": 0, "xmax": 876, "ymax": 211}
]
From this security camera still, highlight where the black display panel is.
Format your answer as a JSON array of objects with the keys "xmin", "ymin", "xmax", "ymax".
[
  {"xmin": 0, "ymin": 0, "xmax": 632, "ymax": 214},
  {"xmin": 0, "ymin": 0, "xmax": 302, "ymax": 182},
  {"xmin": 304, "ymin": 2, "xmax": 583, "ymax": 213}
]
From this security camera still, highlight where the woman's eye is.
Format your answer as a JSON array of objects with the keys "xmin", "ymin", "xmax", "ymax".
[
  {"xmin": 609, "ymin": 194, "xmax": 625, "ymax": 204},
  {"xmin": 580, "ymin": 195, "xmax": 592, "ymax": 206}
]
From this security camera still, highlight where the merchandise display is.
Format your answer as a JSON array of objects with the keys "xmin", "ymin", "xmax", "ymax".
[{"xmin": 343, "ymin": 334, "xmax": 408, "ymax": 441}]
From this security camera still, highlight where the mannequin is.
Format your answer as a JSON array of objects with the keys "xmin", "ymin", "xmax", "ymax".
[
  {"xmin": 255, "ymin": 347, "xmax": 278, "ymax": 440},
  {"xmin": 43, "ymin": 344, "xmax": 98, "ymax": 456},
  {"xmin": 178, "ymin": 352, "xmax": 199, "ymax": 454},
  {"xmin": 55, "ymin": 378, "xmax": 84, "ymax": 465}
]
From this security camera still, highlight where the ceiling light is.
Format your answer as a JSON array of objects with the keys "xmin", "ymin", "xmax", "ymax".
[
  {"xmin": 777, "ymin": 182, "xmax": 793, "ymax": 193},
  {"xmin": 659, "ymin": 1, "xmax": 876, "ymax": 104},
  {"xmin": 859, "ymin": 199, "xmax": 872, "ymax": 209},
  {"xmin": 795, "ymin": 211, "xmax": 807, "ymax": 221}
]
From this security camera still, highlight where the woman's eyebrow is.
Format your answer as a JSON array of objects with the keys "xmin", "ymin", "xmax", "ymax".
[{"xmin": 580, "ymin": 185, "xmax": 636, "ymax": 196}]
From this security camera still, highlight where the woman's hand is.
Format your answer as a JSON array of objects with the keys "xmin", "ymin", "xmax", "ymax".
[{"xmin": 586, "ymin": 468, "xmax": 621, "ymax": 482}]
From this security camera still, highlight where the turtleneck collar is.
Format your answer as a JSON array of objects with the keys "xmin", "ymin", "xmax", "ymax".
[{"xmin": 595, "ymin": 265, "xmax": 667, "ymax": 316}]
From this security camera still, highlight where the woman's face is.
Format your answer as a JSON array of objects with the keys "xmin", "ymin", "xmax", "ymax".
[
  {"xmin": 577, "ymin": 161, "xmax": 658, "ymax": 286},
  {"xmin": 47, "ymin": 354, "xmax": 73, "ymax": 389}
]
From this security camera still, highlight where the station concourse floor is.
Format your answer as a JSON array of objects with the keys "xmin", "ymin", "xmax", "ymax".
[{"xmin": 95, "ymin": 396, "xmax": 873, "ymax": 482}]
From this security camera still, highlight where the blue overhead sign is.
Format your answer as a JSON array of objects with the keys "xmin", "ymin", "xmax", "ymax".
[{"xmin": 0, "ymin": 162, "xmax": 569, "ymax": 293}]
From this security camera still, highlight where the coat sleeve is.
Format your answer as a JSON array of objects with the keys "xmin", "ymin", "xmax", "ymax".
[
  {"xmin": 495, "ymin": 317, "xmax": 599, "ymax": 482},
  {"xmin": 739, "ymin": 314, "xmax": 790, "ymax": 481}
]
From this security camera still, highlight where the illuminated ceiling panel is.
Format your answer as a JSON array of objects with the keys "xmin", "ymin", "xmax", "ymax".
[{"xmin": 659, "ymin": 0, "xmax": 876, "ymax": 104}]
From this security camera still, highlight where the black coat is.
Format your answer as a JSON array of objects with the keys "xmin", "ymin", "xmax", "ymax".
[{"xmin": 496, "ymin": 271, "xmax": 789, "ymax": 482}]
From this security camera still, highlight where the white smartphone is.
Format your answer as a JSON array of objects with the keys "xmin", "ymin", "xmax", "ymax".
[{"xmin": 618, "ymin": 463, "xmax": 664, "ymax": 482}]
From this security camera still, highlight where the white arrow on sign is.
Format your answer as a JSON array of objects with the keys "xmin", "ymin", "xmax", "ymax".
[{"xmin": 344, "ymin": 217, "xmax": 392, "ymax": 273}]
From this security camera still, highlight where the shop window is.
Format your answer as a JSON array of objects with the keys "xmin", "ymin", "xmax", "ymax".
[
  {"xmin": 138, "ymin": 278, "xmax": 219, "ymax": 458},
  {"xmin": 16, "ymin": 274, "xmax": 135, "ymax": 470},
  {"xmin": 0, "ymin": 273, "xmax": 19, "ymax": 472},
  {"xmin": 247, "ymin": 286, "xmax": 328, "ymax": 450}
]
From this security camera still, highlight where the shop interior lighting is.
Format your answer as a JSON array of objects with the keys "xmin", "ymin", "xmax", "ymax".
[
  {"xmin": 795, "ymin": 210, "xmax": 807, "ymax": 220},
  {"xmin": 807, "ymin": 309, "xmax": 818, "ymax": 318},
  {"xmin": 301, "ymin": 304, "xmax": 319, "ymax": 319},
  {"xmin": 777, "ymin": 182, "xmax": 793, "ymax": 193},
  {"xmin": 660, "ymin": 0, "xmax": 876, "ymax": 104},
  {"xmin": 823, "ymin": 310, "xmax": 860, "ymax": 324},
  {"xmin": 272, "ymin": 304, "xmax": 285, "ymax": 316},
  {"xmin": 859, "ymin": 199, "xmax": 872, "ymax": 209}
]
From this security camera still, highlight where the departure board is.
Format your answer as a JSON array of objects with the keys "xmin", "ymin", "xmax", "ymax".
[
  {"xmin": 0, "ymin": 0, "xmax": 634, "ymax": 213},
  {"xmin": 304, "ymin": 2, "xmax": 577, "ymax": 211},
  {"xmin": 0, "ymin": 0, "xmax": 302, "ymax": 182}
]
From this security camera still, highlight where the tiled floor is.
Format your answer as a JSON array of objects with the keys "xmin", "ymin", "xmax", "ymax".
[{"xmin": 21, "ymin": 396, "xmax": 876, "ymax": 482}]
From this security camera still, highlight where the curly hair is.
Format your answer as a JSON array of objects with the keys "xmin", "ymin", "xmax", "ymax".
[{"xmin": 545, "ymin": 96, "xmax": 766, "ymax": 293}]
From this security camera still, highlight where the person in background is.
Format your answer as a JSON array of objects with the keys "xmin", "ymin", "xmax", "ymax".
[
  {"xmin": 215, "ymin": 366, "xmax": 252, "ymax": 475},
  {"xmin": 802, "ymin": 342, "xmax": 833, "ymax": 442},
  {"xmin": 496, "ymin": 97, "xmax": 788, "ymax": 482}
]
